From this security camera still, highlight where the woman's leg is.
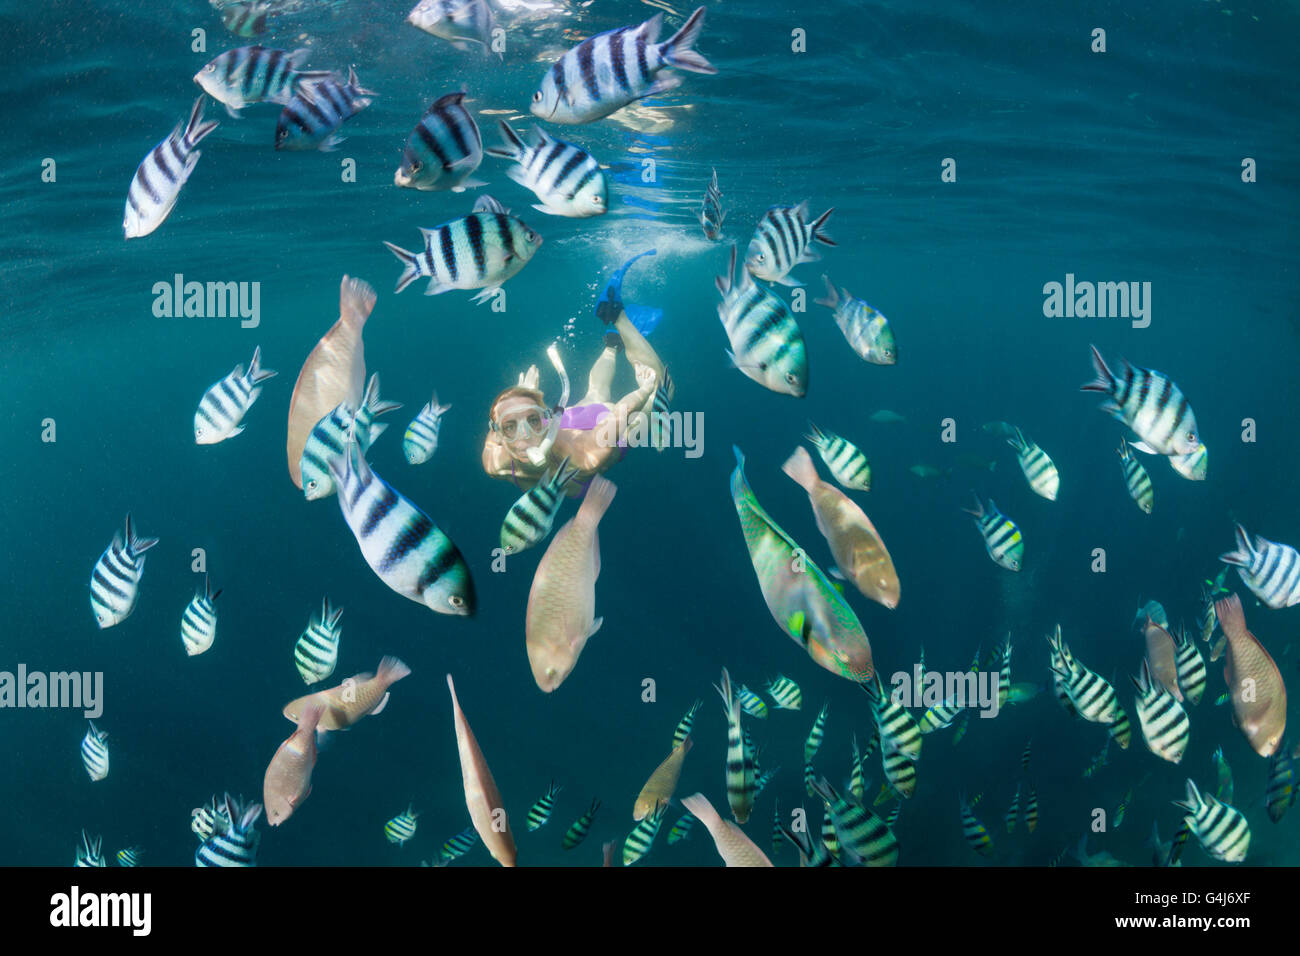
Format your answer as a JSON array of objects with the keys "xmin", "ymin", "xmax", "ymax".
[{"xmin": 579, "ymin": 346, "xmax": 617, "ymax": 406}]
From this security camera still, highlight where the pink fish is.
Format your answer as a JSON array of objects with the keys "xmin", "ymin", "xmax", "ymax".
[
  {"xmin": 447, "ymin": 674, "xmax": 517, "ymax": 866},
  {"xmin": 1217, "ymin": 594, "xmax": 1287, "ymax": 757},
  {"xmin": 263, "ymin": 701, "xmax": 324, "ymax": 826}
]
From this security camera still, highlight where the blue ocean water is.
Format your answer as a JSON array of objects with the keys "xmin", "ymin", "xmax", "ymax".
[{"xmin": 1, "ymin": 0, "xmax": 1298, "ymax": 867}]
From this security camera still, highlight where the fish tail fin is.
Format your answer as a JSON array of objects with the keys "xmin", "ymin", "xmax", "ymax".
[
  {"xmin": 781, "ymin": 446, "xmax": 819, "ymax": 492},
  {"xmin": 715, "ymin": 244, "xmax": 737, "ymax": 296},
  {"xmin": 347, "ymin": 65, "xmax": 378, "ymax": 99},
  {"xmin": 247, "ymin": 344, "xmax": 277, "ymax": 385},
  {"xmin": 959, "ymin": 491, "xmax": 984, "ymax": 519},
  {"xmin": 430, "ymin": 391, "xmax": 453, "ymax": 416},
  {"xmin": 814, "ymin": 273, "xmax": 839, "ymax": 310},
  {"xmin": 660, "ymin": 6, "xmax": 717, "ymax": 75},
  {"xmin": 378, "ymin": 656, "xmax": 412, "ymax": 685},
  {"xmin": 124, "ymin": 513, "xmax": 160, "ymax": 555},
  {"xmin": 383, "ymin": 242, "xmax": 422, "ymax": 294},
  {"xmin": 1080, "ymin": 344, "xmax": 1115, "ymax": 394},
  {"xmin": 809, "ymin": 206, "xmax": 836, "ymax": 246},
  {"xmin": 1218, "ymin": 523, "xmax": 1254, "ymax": 568},
  {"xmin": 339, "ymin": 274, "xmax": 377, "ymax": 327},
  {"xmin": 485, "ymin": 120, "xmax": 527, "ymax": 160},
  {"xmin": 1212, "ymin": 593, "xmax": 1244, "ymax": 638},
  {"xmin": 182, "ymin": 95, "xmax": 219, "ymax": 149},
  {"xmin": 577, "ymin": 475, "xmax": 617, "ymax": 524}
]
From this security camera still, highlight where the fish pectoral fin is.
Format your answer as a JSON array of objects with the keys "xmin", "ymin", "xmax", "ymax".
[
  {"xmin": 572, "ymin": 617, "xmax": 604, "ymax": 651},
  {"xmin": 774, "ymin": 275, "xmax": 804, "ymax": 288},
  {"xmin": 368, "ymin": 692, "xmax": 391, "ymax": 717},
  {"xmin": 787, "ymin": 611, "xmax": 810, "ymax": 645}
]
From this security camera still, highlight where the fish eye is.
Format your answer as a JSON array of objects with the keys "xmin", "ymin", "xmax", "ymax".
[
  {"xmin": 449, "ymin": 595, "xmax": 465, "ymax": 609},
  {"xmin": 204, "ymin": 64, "xmax": 215, "ymax": 73},
  {"xmin": 532, "ymin": 91, "xmax": 542, "ymax": 103},
  {"xmin": 785, "ymin": 373, "xmax": 798, "ymax": 385},
  {"xmin": 307, "ymin": 480, "xmax": 317, "ymax": 491},
  {"xmin": 1186, "ymin": 431, "xmax": 1196, "ymax": 442},
  {"xmin": 409, "ymin": 160, "xmax": 422, "ymax": 173},
  {"xmin": 757, "ymin": 253, "xmax": 765, "ymax": 261}
]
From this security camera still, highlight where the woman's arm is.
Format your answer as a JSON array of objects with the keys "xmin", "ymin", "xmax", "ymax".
[{"xmin": 595, "ymin": 363, "xmax": 658, "ymax": 448}]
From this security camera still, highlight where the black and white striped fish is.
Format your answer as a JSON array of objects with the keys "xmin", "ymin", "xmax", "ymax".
[
  {"xmin": 715, "ymin": 244, "xmax": 808, "ymax": 397},
  {"xmin": 90, "ymin": 514, "xmax": 159, "ymax": 629},
  {"xmin": 294, "ymin": 597, "xmax": 343, "ymax": 685},
  {"xmin": 1132, "ymin": 659, "xmax": 1190, "ymax": 764},
  {"xmin": 222, "ymin": 1, "xmax": 270, "ymax": 38},
  {"xmin": 806, "ymin": 423, "xmax": 871, "ymax": 491},
  {"xmin": 194, "ymin": 345, "xmax": 277, "ymax": 444},
  {"xmin": 881, "ymin": 738, "xmax": 917, "ymax": 799},
  {"xmin": 194, "ymin": 46, "xmax": 329, "ymax": 116},
  {"xmin": 622, "ymin": 803, "xmax": 667, "ymax": 865},
  {"xmin": 1266, "ymin": 746, "xmax": 1298, "ymax": 823},
  {"xmin": 1118, "ymin": 441, "xmax": 1154, "ymax": 514},
  {"xmin": 866, "ymin": 672, "xmax": 923, "ymax": 760},
  {"xmin": 997, "ymin": 634, "xmax": 1013, "ymax": 708},
  {"xmin": 667, "ymin": 810, "xmax": 696, "ymax": 845},
  {"xmin": 959, "ymin": 794, "xmax": 994, "ymax": 856},
  {"xmin": 962, "ymin": 494, "xmax": 1023, "ymax": 572},
  {"xmin": 716, "ymin": 667, "xmax": 755, "ymax": 824},
  {"xmin": 765, "ymin": 675, "xmax": 802, "ymax": 710},
  {"xmin": 737, "ymin": 685, "xmax": 769, "ymax": 719},
  {"xmin": 1219, "ymin": 522, "xmax": 1300, "ymax": 609},
  {"xmin": 395, "ymin": 92, "xmax": 485, "ymax": 192},
  {"xmin": 815, "ymin": 276, "xmax": 896, "ymax": 365},
  {"xmin": 1107, "ymin": 705, "xmax": 1132, "ymax": 749},
  {"xmin": 1007, "ymin": 428, "xmax": 1059, "ymax": 501},
  {"xmin": 115, "ymin": 846, "xmax": 143, "ymax": 867},
  {"xmin": 804, "ymin": 701, "xmax": 828, "ymax": 764},
  {"xmin": 1024, "ymin": 784, "xmax": 1039, "ymax": 832},
  {"xmin": 485, "ymin": 122, "xmax": 606, "ymax": 218},
  {"xmin": 648, "ymin": 369, "xmax": 673, "ymax": 452},
  {"xmin": 406, "ymin": 0, "xmax": 497, "ymax": 55},
  {"xmin": 180, "ymin": 574, "xmax": 221, "ymax": 657},
  {"xmin": 191, "ymin": 798, "xmax": 229, "ymax": 842},
  {"xmin": 700, "ymin": 167, "xmax": 725, "ymax": 240},
  {"xmin": 672, "ymin": 700, "xmax": 700, "ymax": 749},
  {"xmin": 81, "ymin": 721, "xmax": 110, "ymax": 781},
  {"xmin": 195, "ymin": 796, "xmax": 262, "ymax": 867},
  {"xmin": 1172, "ymin": 779, "xmax": 1249, "ymax": 863},
  {"xmin": 1005, "ymin": 784, "xmax": 1020, "ymax": 832},
  {"xmin": 1173, "ymin": 626, "xmax": 1206, "ymax": 706},
  {"xmin": 329, "ymin": 440, "xmax": 475, "ymax": 615},
  {"xmin": 848, "ymin": 737, "xmax": 866, "ymax": 802},
  {"xmin": 1081, "ymin": 345, "xmax": 1200, "ymax": 456},
  {"xmin": 384, "ymin": 195, "xmax": 543, "ymax": 301},
  {"xmin": 744, "ymin": 202, "xmax": 835, "ymax": 287},
  {"xmin": 531, "ymin": 7, "xmax": 716, "ymax": 125},
  {"xmin": 562, "ymin": 798, "xmax": 600, "ymax": 850},
  {"xmin": 403, "ymin": 392, "xmax": 452, "ymax": 465},
  {"xmin": 75, "ymin": 831, "xmax": 106, "ymax": 867},
  {"xmin": 275, "ymin": 66, "xmax": 376, "ymax": 151},
  {"xmin": 810, "ymin": 778, "xmax": 899, "ymax": 867},
  {"xmin": 435, "ymin": 825, "xmax": 479, "ymax": 864},
  {"xmin": 384, "ymin": 806, "xmax": 419, "ymax": 845},
  {"xmin": 526, "ymin": 781, "xmax": 561, "ymax": 832},
  {"xmin": 919, "ymin": 699, "xmax": 962, "ymax": 734},
  {"xmin": 123, "ymin": 96, "xmax": 218, "ymax": 239},
  {"xmin": 777, "ymin": 807, "xmax": 834, "ymax": 867},
  {"xmin": 1046, "ymin": 626, "xmax": 1119, "ymax": 724},
  {"xmin": 499, "ymin": 456, "xmax": 579, "ymax": 555},
  {"xmin": 301, "ymin": 374, "xmax": 401, "ymax": 501}
]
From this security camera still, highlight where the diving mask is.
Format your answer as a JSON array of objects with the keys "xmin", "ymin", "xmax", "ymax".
[{"xmin": 494, "ymin": 404, "xmax": 552, "ymax": 442}]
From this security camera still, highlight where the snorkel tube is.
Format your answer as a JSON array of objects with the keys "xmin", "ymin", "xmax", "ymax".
[{"xmin": 526, "ymin": 342, "xmax": 570, "ymax": 466}]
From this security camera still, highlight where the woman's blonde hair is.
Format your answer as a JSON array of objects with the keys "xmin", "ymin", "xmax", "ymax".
[{"xmin": 489, "ymin": 386, "xmax": 547, "ymax": 424}]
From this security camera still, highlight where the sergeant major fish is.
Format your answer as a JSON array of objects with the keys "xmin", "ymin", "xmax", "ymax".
[
  {"xmin": 301, "ymin": 373, "xmax": 402, "ymax": 500},
  {"xmin": 815, "ymin": 276, "xmax": 896, "ymax": 365},
  {"xmin": 329, "ymin": 441, "xmax": 475, "ymax": 615},
  {"xmin": 275, "ymin": 66, "xmax": 376, "ymax": 152},
  {"xmin": 406, "ymin": 0, "xmax": 497, "ymax": 55},
  {"xmin": 485, "ymin": 122, "xmax": 606, "ymax": 217},
  {"xmin": 403, "ymin": 392, "xmax": 452, "ymax": 464},
  {"xmin": 384, "ymin": 195, "xmax": 543, "ymax": 302},
  {"xmin": 1080, "ymin": 345, "xmax": 1200, "ymax": 456},
  {"xmin": 90, "ymin": 514, "xmax": 159, "ymax": 628},
  {"xmin": 715, "ymin": 245, "xmax": 808, "ymax": 397},
  {"xmin": 194, "ymin": 345, "xmax": 277, "ymax": 444},
  {"xmin": 745, "ymin": 202, "xmax": 835, "ymax": 287},
  {"xmin": 700, "ymin": 167, "xmax": 724, "ymax": 240},
  {"xmin": 531, "ymin": 7, "xmax": 716, "ymax": 125},
  {"xmin": 394, "ymin": 91, "xmax": 485, "ymax": 192},
  {"xmin": 194, "ymin": 46, "xmax": 330, "ymax": 117},
  {"xmin": 123, "ymin": 96, "xmax": 218, "ymax": 239}
]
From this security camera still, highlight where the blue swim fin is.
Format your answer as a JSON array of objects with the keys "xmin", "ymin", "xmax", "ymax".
[{"xmin": 596, "ymin": 249, "xmax": 658, "ymax": 329}]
